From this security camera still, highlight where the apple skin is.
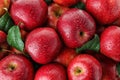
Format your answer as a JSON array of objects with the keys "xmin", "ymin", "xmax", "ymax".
[
  {"xmin": 53, "ymin": 0, "xmax": 79, "ymax": 7},
  {"xmin": 54, "ymin": 47, "xmax": 78, "ymax": 67},
  {"xmin": 0, "ymin": 0, "xmax": 10, "ymax": 16},
  {"xmin": 68, "ymin": 54, "xmax": 102, "ymax": 80},
  {"xmin": 34, "ymin": 63, "xmax": 67, "ymax": 80},
  {"xmin": 86, "ymin": 0, "xmax": 120, "ymax": 25},
  {"xmin": 10, "ymin": 0, "xmax": 48, "ymax": 31},
  {"xmin": 48, "ymin": 3, "xmax": 69, "ymax": 29},
  {"xmin": 25, "ymin": 27, "xmax": 62, "ymax": 64},
  {"xmin": 100, "ymin": 26, "xmax": 120, "ymax": 61},
  {"xmin": 0, "ymin": 54, "xmax": 34, "ymax": 80},
  {"xmin": 57, "ymin": 8, "xmax": 96, "ymax": 48}
]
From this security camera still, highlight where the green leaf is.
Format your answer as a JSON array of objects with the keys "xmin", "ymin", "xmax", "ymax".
[
  {"xmin": 44, "ymin": 0, "xmax": 53, "ymax": 5},
  {"xmin": 7, "ymin": 26, "xmax": 24, "ymax": 52},
  {"xmin": 117, "ymin": 63, "xmax": 120, "ymax": 77},
  {"xmin": 76, "ymin": 34, "xmax": 100, "ymax": 53},
  {"xmin": 71, "ymin": 2, "xmax": 86, "ymax": 10},
  {"xmin": 0, "ymin": 12, "xmax": 14, "ymax": 32}
]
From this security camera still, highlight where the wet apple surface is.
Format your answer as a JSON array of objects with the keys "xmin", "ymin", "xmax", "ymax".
[{"xmin": 0, "ymin": 0, "xmax": 120, "ymax": 80}]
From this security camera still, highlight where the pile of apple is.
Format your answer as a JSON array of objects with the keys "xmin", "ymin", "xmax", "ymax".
[{"xmin": 0, "ymin": 0, "xmax": 120, "ymax": 80}]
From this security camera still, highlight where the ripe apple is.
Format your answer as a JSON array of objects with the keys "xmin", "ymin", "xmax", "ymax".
[
  {"xmin": 57, "ymin": 8, "xmax": 96, "ymax": 48},
  {"xmin": 86, "ymin": 0, "xmax": 120, "ymax": 25},
  {"xmin": 48, "ymin": 3, "xmax": 69, "ymax": 29},
  {"xmin": 25, "ymin": 27, "xmax": 62, "ymax": 64},
  {"xmin": 100, "ymin": 26, "xmax": 120, "ymax": 61},
  {"xmin": 54, "ymin": 47, "xmax": 78, "ymax": 67},
  {"xmin": 0, "ymin": 54, "xmax": 34, "ymax": 80},
  {"xmin": 10, "ymin": 0, "xmax": 48, "ymax": 31},
  {"xmin": 0, "ymin": 0, "xmax": 10, "ymax": 16},
  {"xmin": 34, "ymin": 63, "xmax": 67, "ymax": 80},
  {"xmin": 68, "ymin": 54, "xmax": 102, "ymax": 80},
  {"xmin": 53, "ymin": 0, "xmax": 79, "ymax": 7}
]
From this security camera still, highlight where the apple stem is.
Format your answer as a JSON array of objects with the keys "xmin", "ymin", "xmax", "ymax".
[
  {"xmin": 2, "ymin": 49, "xmax": 13, "ymax": 53},
  {"xmin": 2, "ymin": 48, "xmax": 29, "ymax": 57},
  {"xmin": 3, "ymin": 8, "xmax": 8, "ymax": 12}
]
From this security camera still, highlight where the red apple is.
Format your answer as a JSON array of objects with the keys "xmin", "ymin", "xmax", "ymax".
[
  {"xmin": 10, "ymin": 0, "xmax": 48, "ymax": 31},
  {"xmin": 57, "ymin": 8, "xmax": 96, "ymax": 48},
  {"xmin": 25, "ymin": 27, "xmax": 62, "ymax": 64},
  {"xmin": 68, "ymin": 54, "xmax": 102, "ymax": 80},
  {"xmin": 48, "ymin": 3, "xmax": 69, "ymax": 29},
  {"xmin": 0, "ymin": 54, "xmax": 34, "ymax": 80},
  {"xmin": 54, "ymin": 47, "xmax": 78, "ymax": 67},
  {"xmin": 0, "ymin": 0, "xmax": 10, "ymax": 16},
  {"xmin": 34, "ymin": 63, "xmax": 67, "ymax": 80},
  {"xmin": 86, "ymin": 0, "xmax": 120, "ymax": 25},
  {"xmin": 53, "ymin": 0, "xmax": 79, "ymax": 7},
  {"xmin": 100, "ymin": 26, "xmax": 120, "ymax": 61}
]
